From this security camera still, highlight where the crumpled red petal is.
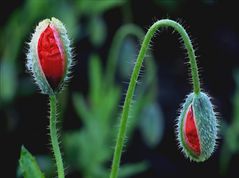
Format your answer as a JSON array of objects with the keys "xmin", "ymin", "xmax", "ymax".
[
  {"xmin": 184, "ymin": 105, "xmax": 201, "ymax": 155},
  {"xmin": 38, "ymin": 25, "xmax": 65, "ymax": 89}
]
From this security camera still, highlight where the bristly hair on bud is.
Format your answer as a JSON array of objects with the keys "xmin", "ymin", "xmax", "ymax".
[
  {"xmin": 26, "ymin": 17, "xmax": 73, "ymax": 95},
  {"xmin": 176, "ymin": 92, "xmax": 219, "ymax": 162}
]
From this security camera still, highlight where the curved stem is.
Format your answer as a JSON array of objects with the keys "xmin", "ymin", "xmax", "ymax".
[
  {"xmin": 49, "ymin": 95, "xmax": 64, "ymax": 178},
  {"xmin": 109, "ymin": 19, "xmax": 200, "ymax": 178},
  {"xmin": 106, "ymin": 24, "xmax": 145, "ymax": 84}
]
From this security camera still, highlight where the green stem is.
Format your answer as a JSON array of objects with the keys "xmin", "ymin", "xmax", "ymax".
[
  {"xmin": 109, "ymin": 19, "xmax": 200, "ymax": 178},
  {"xmin": 106, "ymin": 24, "xmax": 145, "ymax": 84},
  {"xmin": 49, "ymin": 95, "xmax": 64, "ymax": 178}
]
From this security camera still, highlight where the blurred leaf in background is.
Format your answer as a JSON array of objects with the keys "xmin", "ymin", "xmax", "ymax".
[
  {"xmin": 75, "ymin": 0, "xmax": 125, "ymax": 16},
  {"xmin": 220, "ymin": 69, "xmax": 239, "ymax": 175},
  {"xmin": 64, "ymin": 54, "xmax": 121, "ymax": 178},
  {"xmin": 0, "ymin": 60, "xmax": 17, "ymax": 106},
  {"xmin": 154, "ymin": 0, "xmax": 184, "ymax": 12},
  {"xmin": 88, "ymin": 15, "xmax": 107, "ymax": 47},
  {"xmin": 139, "ymin": 102, "xmax": 164, "ymax": 148},
  {"xmin": 117, "ymin": 38, "xmax": 137, "ymax": 79}
]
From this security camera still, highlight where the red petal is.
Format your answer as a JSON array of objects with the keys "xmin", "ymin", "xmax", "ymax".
[
  {"xmin": 37, "ymin": 25, "xmax": 65, "ymax": 89},
  {"xmin": 184, "ymin": 105, "xmax": 201, "ymax": 155}
]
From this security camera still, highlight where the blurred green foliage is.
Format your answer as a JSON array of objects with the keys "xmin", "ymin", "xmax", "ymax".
[
  {"xmin": 220, "ymin": 69, "xmax": 239, "ymax": 175},
  {"xmin": 154, "ymin": 0, "xmax": 184, "ymax": 12},
  {"xmin": 75, "ymin": 0, "xmax": 125, "ymax": 15},
  {"xmin": 63, "ymin": 22, "xmax": 164, "ymax": 177},
  {"xmin": 139, "ymin": 102, "xmax": 164, "ymax": 148},
  {"xmin": 88, "ymin": 16, "xmax": 107, "ymax": 47},
  {"xmin": 0, "ymin": 61, "xmax": 17, "ymax": 106},
  {"xmin": 65, "ymin": 54, "xmax": 121, "ymax": 178},
  {"xmin": 1, "ymin": 0, "xmax": 165, "ymax": 177}
]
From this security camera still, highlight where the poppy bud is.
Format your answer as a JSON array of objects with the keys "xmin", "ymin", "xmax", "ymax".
[
  {"xmin": 176, "ymin": 92, "xmax": 218, "ymax": 162},
  {"xmin": 26, "ymin": 17, "xmax": 73, "ymax": 95}
]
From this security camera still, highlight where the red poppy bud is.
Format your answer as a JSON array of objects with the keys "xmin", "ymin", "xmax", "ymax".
[
  {"xmin": 184, "ymin": 105, "xmax": 201, "ymax": 156},
  {"xmin": 176, "ymin": 92, "xmax": 218, "ymax": 162},
  {"xmin": 27, "ymin": 17, "xmax": 73, "ymax": 95}
]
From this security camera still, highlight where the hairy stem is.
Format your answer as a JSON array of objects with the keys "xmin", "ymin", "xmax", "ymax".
[
  {"xmin": 49, "ymin": 95, "xmax": 64, "ymax": 178},
  {"xmin": 109, "ymin": 19, "xmax": 200, "ymax": 178}
]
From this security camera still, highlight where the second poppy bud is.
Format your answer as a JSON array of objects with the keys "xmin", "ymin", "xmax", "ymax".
[{"xmin": 176, "ymin": 92, "xmax": 218, "ymax": 162}]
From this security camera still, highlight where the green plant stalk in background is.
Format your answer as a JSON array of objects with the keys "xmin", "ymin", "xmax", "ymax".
[
  {"xmin": 49, "ymin": 95, "xmax": 64, "ymax": 178},
  {"xmin": 219, "ymin": 70, "xmax": 239, "ymax": 174},
  {"xmin": 106, "ymin": 24, "xmax": 145, "ymax": 84},
  {"xmin": 109, "ymin": 19, "xmax": 200, "ymax": 178}
]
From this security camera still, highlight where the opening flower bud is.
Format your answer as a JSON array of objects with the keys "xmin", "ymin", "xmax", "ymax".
[
  {"xmin": 176, "ymin": 92, "xmax": 218, "ymax": 162},
  {"xmin": 26, "ymin": 17, "xmax": 73, "ymax": 95}
]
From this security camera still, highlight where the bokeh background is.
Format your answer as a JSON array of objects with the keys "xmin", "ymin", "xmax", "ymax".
[{"xmin": 1, "ymin": 0, "xmax": 239, "ymax": 178}]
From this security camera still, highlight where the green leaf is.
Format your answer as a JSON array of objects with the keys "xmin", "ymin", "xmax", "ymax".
[
  {"xmin": 119, "ymin": 162, "xmax": 149, "ymax": 178},
  {"xmin": 19, "ymin": 146, "xmax": 45, "ymax": 178},
  {"xmin": 139, "ymin": 103, "xmax": 164, "ymax": 148}
]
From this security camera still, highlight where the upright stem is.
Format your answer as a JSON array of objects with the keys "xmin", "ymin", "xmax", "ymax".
[
  {"xmin": 49, "ymin": 95, "xmax": 64, "ymax": 178},
  {"xmin": 109, "ymin": 19, "xmax": 200, "ymax": 178}
]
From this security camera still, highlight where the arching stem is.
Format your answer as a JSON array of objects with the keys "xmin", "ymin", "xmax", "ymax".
[
  {"xmin": 49, "ymin": 95, "xmax": 64, "ymax": 178},
  {"xmin": 109, "ymin": 19, "xmax": 200, "ymax": 178}
]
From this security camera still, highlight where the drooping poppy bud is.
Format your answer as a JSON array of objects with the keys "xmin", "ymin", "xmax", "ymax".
[
  {"xmin": 176, "ymin": 92, "xmax": 218, "ymax": 162},
  {"xmin": 26, "ymin": 17, "xmax": 73, "ymax": 95}
]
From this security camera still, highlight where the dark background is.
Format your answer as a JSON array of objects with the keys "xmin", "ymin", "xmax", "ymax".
[{"xmin": 1, "ymin": 0, "xmax": 239, "ymax": 177}]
